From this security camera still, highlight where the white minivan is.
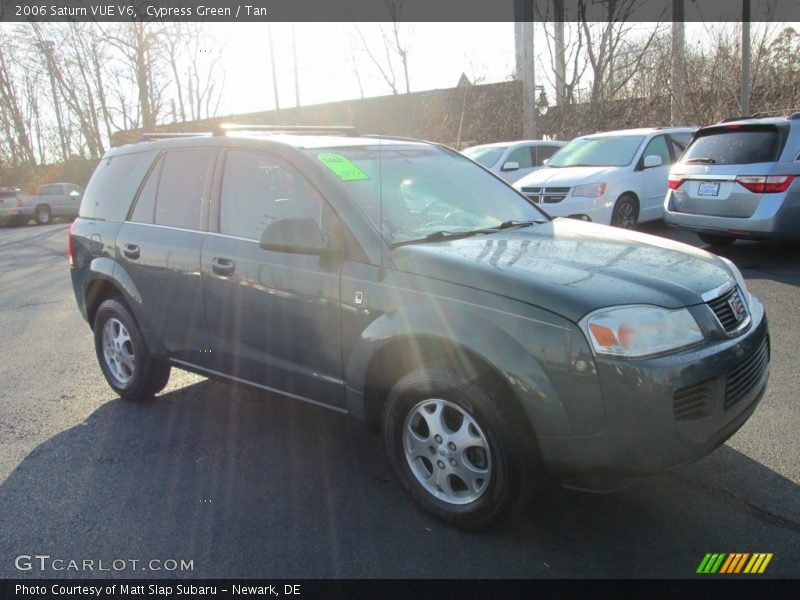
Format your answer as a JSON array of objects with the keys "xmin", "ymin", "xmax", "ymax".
[{"xmin": 513, "ymin": 127, "xmax": 695, "ymax": 228}]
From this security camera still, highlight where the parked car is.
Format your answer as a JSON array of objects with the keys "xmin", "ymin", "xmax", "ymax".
[
  {"xmin": 513, "ymin": 127, "xmax": 696, "ymax": 228},
  {"xmin": 664, "ymin": 114, "xmax": 800, "ymax": 245},
  {"xmin": 0, "ymin": 187, "xmax": 24, "ymax": 226},
  {"xmin": 70, "ymin": 126, "xmax": 769, "ymax": 528},
  {"xmin": 462, "ymin": 140, "xmax": 566, "ymax": 183},
  {"xmin": 18, "ymin": 182, "xmax": 84, "ymax": 225}
]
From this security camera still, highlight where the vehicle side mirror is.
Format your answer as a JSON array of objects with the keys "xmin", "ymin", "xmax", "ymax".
[
  {"xmin": 542, "ymin": 158, "xmax": 549, "ymax": 165},
  {"xmin": 259, "ymin": 218, "xmax": 331, "ymax": 255},
  {"xmin": 501, "ymin": 161, "xmax": 520, "ymax": 172},
  {"xmin": 643, "ymin": 155, "xmax": 663, "ymax": 168}
]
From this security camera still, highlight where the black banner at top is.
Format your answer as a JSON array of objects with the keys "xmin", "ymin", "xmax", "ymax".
[{"xmin": 0, "ymin": 0, "xmax": 797, "ymax": 23}]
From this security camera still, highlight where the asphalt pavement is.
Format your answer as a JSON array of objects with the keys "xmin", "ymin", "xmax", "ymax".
[{"xmin": 0, "ymin": 220, "xmax": 798, "ymax": 579}]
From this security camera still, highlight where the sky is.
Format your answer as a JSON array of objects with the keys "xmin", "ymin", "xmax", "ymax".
[
  {"xmin": 205, "ymin": 20, "xmax": 790, "ymax": 118},
  {"xmin": 211, "ymin": 22, "xmax": 518, "ymax": 115}
]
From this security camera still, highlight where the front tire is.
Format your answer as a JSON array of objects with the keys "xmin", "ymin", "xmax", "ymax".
[
  {"xmin": 611, "ymin": 195, "xmax": 639, "ymax": 229},
  {"xmin": 382, "ymin": 369, "xmax": 538, "ymax": 528},
  {"xmin": 93, "ymin": 298, "xmax": 171, "ymax": 401}
]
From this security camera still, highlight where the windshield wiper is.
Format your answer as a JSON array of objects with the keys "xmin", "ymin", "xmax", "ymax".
[
  {"xmin": 391, "ymin": 229, "xmax": 484, "ymax": 248},
  {"xmin": 390, "ymin": 221, "xmax": 540, "ymax": 248},
  {"xmin": 686, "ymin": 157, "xmax": 716, "ymax": 164}
]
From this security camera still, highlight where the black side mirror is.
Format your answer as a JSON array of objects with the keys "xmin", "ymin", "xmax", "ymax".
[{"xmin": 259, "ymin": 217, "xmax": 332, "ymax": 256}]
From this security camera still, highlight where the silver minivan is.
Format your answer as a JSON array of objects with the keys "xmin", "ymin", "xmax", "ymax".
[{"xmin": 664, "ymin": 114, "xmax": 800, "ymax": 245}]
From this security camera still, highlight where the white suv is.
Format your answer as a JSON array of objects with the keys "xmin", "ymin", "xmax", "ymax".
[{"xmin": 513, "ymin": 127, "xmax": 696, "ymax": 228}]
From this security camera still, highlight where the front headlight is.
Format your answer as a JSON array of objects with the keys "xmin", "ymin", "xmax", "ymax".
[
  {"xmin": 581, "ymin": 305, "xmax": 705, "ymax": 358},
  {"xmin": 572, "ymin": 182, "xmax": 607, "ymax": 198}
]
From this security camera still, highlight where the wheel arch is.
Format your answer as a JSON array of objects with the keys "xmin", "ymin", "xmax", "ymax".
[
  {"xmin": 345, "ymin": 304, "xmax": 574, "ymax": 438},
  {"xmin": 616, "ymin": 191, "xmax": 640, "ymax": 210}
]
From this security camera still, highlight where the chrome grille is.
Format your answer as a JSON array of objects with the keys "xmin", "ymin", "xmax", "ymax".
[
  {"xmin": 707, "ymin": 287, "xmax": 749, "ymax": 333},
  {"xmin": 521, "ymin": 186, "xmax": 570, "ymax": 204},
  {"xmin": 673, "ymin": 378, "xmax": 715, "ymax": 422},
  {"xmin": 725, "ymin": 337, "xmax": 769, "ymax": 410}
]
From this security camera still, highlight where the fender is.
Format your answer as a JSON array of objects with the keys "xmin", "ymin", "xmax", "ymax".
[
  {"xmin": 344, "ymin": 302, "xmax": 593, "ymax": 437},
  {"xmin": 86, "ymin": 257, "xmax": 165, "ymax": 355}
]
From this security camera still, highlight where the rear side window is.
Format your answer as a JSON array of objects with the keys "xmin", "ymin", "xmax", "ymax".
[
  {"xmin": 684, "ymin": 126, "xmax": 784, "ymax": 165},
  {"xmin": 39, "ymin": 185, "xmax": 60, "ymax": 195},
  {"xmin": 154, "ymin": 149, "xmax": 214, "ymax": 230},
  {"xmin": 219, "ymin": 150, "xmax": 323, "ymax": 240},
  {"xmin": 130, "ymin": 157, "xmax": 163, "ymax": 224},
  {"xmin": 81, "ymin": 150, "xmax": 159, "ymax": 220}
]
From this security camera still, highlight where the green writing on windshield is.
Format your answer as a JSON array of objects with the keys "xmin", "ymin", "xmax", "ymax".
[{"xmin": 317, "ymin": 153, "xmax": 369, "ymax": 181}]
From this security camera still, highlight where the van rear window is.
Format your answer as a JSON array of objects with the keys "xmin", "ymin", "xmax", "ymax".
[
  {"xmin": 683, "ymin": 126, "xmax": 784, "ymax": 165},
  {"xmin": 80, "ymin": 150, "xmax": 158, "ymax": 220}
]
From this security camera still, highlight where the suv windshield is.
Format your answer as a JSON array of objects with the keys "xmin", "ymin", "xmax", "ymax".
[
  {"xmin": 547, "ymin": 135, "xmax": 645, "ymax": 167},
  {"xmin": 307, "ymin": 144, "xmax": 546, "ymax": 245},
  {"xmin": 462, "ymin": 146, "xmax": 507, "ymax": 168},
  {"xmin": 683, "ymin": 125, "xmax": 784, "ymax": 165}
]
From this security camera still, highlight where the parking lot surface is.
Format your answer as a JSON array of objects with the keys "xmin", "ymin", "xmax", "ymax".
[{"xmin": 0, "ymin": 220, "xmax": 798, "ymax": 578}]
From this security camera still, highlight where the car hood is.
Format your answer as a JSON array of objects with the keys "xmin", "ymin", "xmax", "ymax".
[
  {"xmin": 391, "ymin": 218, "xmax": 733, "ymax": 322},
  {"xmin": 514, "ymin": 166, "xmax": 616, "ymax": 188}
]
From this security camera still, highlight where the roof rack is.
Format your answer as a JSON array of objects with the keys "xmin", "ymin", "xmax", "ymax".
[
  {"xmin": 137, "ymin": 124, "xmax": 359, "ymax": 143},
  {"xmin": 361, "ymin": 134, "xmax": 433, "ymax": 144},
  {"xmin": 138, "ymin": 132, "xmax": 210, "ymax": 142},
  {"xmin": 213, "ymin": 124, "xmax": 359, "ymax": 136}
]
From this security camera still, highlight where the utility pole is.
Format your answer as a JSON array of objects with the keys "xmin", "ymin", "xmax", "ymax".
[
  {"xmin": 514, "ymin": 0, "xmax": 536, "ymax": 138},
  {"xmin": 741, "ymin": 0, "xmax": 751, "ymax": 117},
  {"xmin": 268, "ymin": 24, "xmax": 280, "ymax": 110},
  {"xmin": 554, "ymin": 0, "xmax": 566, "ymax": 106},
  {"xmin": 671, "ymin": 0, "xmax": 685, "ymax": 125},
  {"xmin": 38, "ymin": 40, "xmax": 67, "ymax": 162},
  {"xmin": 292, "ymin": 23, "xmax": 300, "ymax": 107}
]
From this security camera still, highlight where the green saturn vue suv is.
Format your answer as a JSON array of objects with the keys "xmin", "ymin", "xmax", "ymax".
[{"xmin": 69, "ymin": 126, "xmax": 770, "ymax": 527}]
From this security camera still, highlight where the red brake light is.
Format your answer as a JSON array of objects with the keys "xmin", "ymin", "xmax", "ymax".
[
  {"xmin": 667, "ymin": 173, "xmax": 685, "ymax": 190},
  {"xmin": 68, "ymin": 220, "xmax": 76, "ymax": 267},
  {"xmin": 735, "ymin": 175, "xmax": 794, "ymax": 194}
]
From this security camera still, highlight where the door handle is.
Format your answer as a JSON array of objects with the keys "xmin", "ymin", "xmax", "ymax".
[
  {"xmin": 211, "ymin": 257, "xmax": 236, "ymax": 276},
  {"xmin": 122, "ymin": 243, "xmax": 140, "ymax": 260}
]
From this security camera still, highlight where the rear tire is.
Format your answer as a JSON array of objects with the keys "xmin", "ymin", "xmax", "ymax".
[
  {"xmin": 611, "ymin": 195, "xmax": 639, "ymax": 229},
  {"xmin": 699, "ymin": 233, "xmax": 736, "ymax": 247},
  {"xmin": 93, "ymin": 298, "xmax": 171, "ymax": 401},
  {"xmin": 35, "ymin": 205, "xmax": 51, "ymax": 225},
  {"xmin": 382, "ymin": 368, "xmax": 539, "ymax": 529}
]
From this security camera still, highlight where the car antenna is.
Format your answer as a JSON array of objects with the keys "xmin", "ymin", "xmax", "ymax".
[{"xmin": 378, "ymin": 134, "xmax": 386, "ymax": 280}]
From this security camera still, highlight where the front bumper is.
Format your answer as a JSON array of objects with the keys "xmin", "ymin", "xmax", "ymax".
[
  {"xmin": 536, "ymin": 195, "xmax": 615, "ymax": 225},
  {"xmin": 538, "ymin": 294, "xmax": 769, "ymax": 477},
  {"xmin": 0, "ymin": 207, "xmax": 22, "ymax": 224}
]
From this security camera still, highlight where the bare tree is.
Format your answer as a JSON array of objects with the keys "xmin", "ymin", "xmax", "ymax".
[
  {"xmin": 536, "ymin": 3, "xmax": 588, "ymax": 106},
  {"xmin": 104, "ymin": 22, "xmax": 169, "ymax": 130},
  {"xmin": 0, "ymin": 30, "xmax": 36, "ymax": 165},
  {"xmin": 352, "ymin": 2, "xmax": 413, "ymax": 95}
]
